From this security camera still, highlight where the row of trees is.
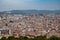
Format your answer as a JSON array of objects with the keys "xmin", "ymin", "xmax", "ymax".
[{"xmin": 0, "ymin": 35, "xmax": 60, "ymax": 40}]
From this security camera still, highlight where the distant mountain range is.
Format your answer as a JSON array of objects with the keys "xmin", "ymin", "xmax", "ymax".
[{"xmin": 0, "ymin": 10, "xmax": 60, "ymax": 15}]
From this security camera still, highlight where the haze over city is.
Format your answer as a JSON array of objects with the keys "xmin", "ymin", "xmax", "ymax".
[{"xmin": 0, "ymin": 0, "xmax": 60, "ymax": 11}]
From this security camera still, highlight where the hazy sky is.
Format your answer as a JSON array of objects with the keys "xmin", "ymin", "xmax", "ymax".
[{"xmin": 0, "ymin": 0, "xmax": 60, "ymax": 11}]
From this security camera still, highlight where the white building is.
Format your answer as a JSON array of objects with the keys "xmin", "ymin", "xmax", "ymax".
[{"xmin": 0, "ymin": 17, "xmax": 2, "ymax": 20}]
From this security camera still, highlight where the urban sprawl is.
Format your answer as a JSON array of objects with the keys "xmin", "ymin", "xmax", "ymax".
[{"xmin": 0, "ymin": 14, "xmax": 60, "ymax": 38}]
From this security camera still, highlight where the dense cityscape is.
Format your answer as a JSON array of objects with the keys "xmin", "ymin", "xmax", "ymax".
[
  {"xmin": 0, "ymin": 11, "xmax": 60, "ymax": 40},
  {"xmin": 0, "ymin": 0, "xmax": 60, "ymax": 40}
]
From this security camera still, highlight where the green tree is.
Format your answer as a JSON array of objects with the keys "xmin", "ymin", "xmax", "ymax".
[
  {"xmin": 0, "ymin": 37, "xmax": 6, "ymax": 40},
  {"xmin": 34, "ymin": 35, "xmax": 47, "ymax": 40},
  {"xmin": 7, "ymin": 36, "xmax": 15, "ymax": 40},
  {"xmin": 19, "ymin": 36, "xmax": 29, "ymax": 40},
  {"xmin": 48, "ymin": 36, "xmax": 59, "ymax": 40},
  {"xmin": 58, "ymin": 37, "xmax": 60, "ymax": 40}
]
